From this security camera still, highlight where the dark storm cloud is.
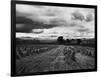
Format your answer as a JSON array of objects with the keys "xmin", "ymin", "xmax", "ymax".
[
  {"xmin": 16, "ymin": 4, "xmax": 68, "ymax": 33},
  {"xmin": 16, "ymin": 24, "xmax": 34, "ymax": 32},
  {"xmin": 16, "ymin": 8, "xmax": 67, "ymax": 33},
  {"xmin": 72, "ymin": 10, "xmax": 94, "ymax": 22},
  {"xmin": 16, "ymin": 16, "xmax": 34, "ymax": 32},
  {"xmin": 16, "ymin": 16, "xmax": 44, "ymax": 32},
  {"xmin": 16, "ymin": 16, "xmax": 61, "ymax": 32},
  {"xmin": 16, "ymin": 16, "xmax": 33, "ymax": 24},
  {"xmin": 72, "ymin": 11, "xmax": 85, "ymax": 21},
  {"xmin": 85, "ymin": 14, "xmax": 94, "ymax": 22}
]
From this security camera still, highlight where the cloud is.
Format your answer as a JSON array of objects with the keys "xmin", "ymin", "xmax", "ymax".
[
  {"xmin": 16, "ymin": 16, "xmax": 34, "ymax": 32},
  {"xmin": 31, "ymin": 29, "xmax": 44, "ymax": 34},
  {"xmin": 85, "ymin": 14, "xmax": 94, "ymax": 22},
  {"xmin": 16, "ymin": 4, "xmax": 95, "ymax": 38},
  {"xmin": 76, "ymin": 28, "xmax": 90, "ymax": 33},
  {"xmin": 72, "ymin": 11, "xmax": 85, "ymax": 21},
  {"xmin": 16, "ymin": 16, "xmax": 59, "ymax": 32},
  {"xmin": 16, "ymin": 23, "xmax": 33, "ymax": 32},
  {"xmin": 16, "ymin": 16, "xmax": 40, "ymax": 32},
  {"xmin": 16, "ymin": 16, "xmax": 33, "ymax": 24}
]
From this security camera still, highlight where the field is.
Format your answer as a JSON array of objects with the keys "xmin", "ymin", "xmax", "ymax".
[{"xmin": 16, "ymin": 44, "xmax": 95, "ymax": 75}]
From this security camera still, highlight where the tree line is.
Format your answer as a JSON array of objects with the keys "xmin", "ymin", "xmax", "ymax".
[{"xmin": 57, "ymin": 36, "xmax": 81, "ymax": 44}]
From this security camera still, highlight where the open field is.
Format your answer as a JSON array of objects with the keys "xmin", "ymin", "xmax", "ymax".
[{"xmin": 16, "ymin": 45, "xmax": 95, "ymax": 75}]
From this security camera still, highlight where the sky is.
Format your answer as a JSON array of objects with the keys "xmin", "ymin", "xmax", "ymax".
[{"xmin": 16, "ymin": 4, "xmax": 95, "ymax": 40}]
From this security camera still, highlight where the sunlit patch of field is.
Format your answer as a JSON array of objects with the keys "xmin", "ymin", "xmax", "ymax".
[{"xmin": 16, "ymin": 45, "xmax": 95, "ymax": 75}]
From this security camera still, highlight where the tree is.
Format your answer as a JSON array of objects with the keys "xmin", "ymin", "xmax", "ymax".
[
  {"xmin": 57, "ymin": 36, "xmax": 64, "ymax": 44},
  {"xmin": 77, "ymin": 39, "xmax": 81, "ymax": 44},
  {"xmin": 66, "ymin": 39, "xmax": 70, "ymax": 44}
]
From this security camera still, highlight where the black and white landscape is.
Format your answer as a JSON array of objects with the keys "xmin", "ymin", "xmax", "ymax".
[{"xmin": 16, "ymin": 4, "xmax": 95, "ymax": 75}]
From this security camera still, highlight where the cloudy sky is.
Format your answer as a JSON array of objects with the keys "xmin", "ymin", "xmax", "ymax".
[{"xmin": 16, "ymin": 4, "xmax": 95, "ymax": 40}]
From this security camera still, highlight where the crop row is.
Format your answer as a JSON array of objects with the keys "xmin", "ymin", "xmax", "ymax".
[{"xmin": 16, "ymin": 45, "xmax": 58, "ymax": 59}]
